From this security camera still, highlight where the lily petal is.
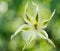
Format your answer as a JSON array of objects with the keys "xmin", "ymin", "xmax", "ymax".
[
  {"xmin": 23, "ymin": 2, "xmax": 32, "ymax": 25},
  {"xmin": 22, "ymin": 34, "xmax": 36, "ymax": 50},
  {"xmin": 11, "ymin": 24, "xmax": 30, "ymax": 40},
  {"xmin": 47, "ymin": 38, "xmax": 56, "ymax": 48},
  {"xmin": 38, "ymin": 9, "xmax": 56, "ymax": 29},
  {"xmin": 37, "ymin": 33, "xmax": 47, "ymax": 39},
  {"xmin": 39, "ymin": 19, "xmax": 49, "ymax": 29},
  {"xmin": 49, "ymin": 9, "xmax": 56, "ymax": 21},
  {"xmin": 25, "ymin": 2, "xmax": 28, "ymax": 12},
  {"xmin": 40, "ymin": 30, "xmax": 48, "ymax": 38},
  {"xmin": 32, "ymin": 1, "xmax": 39, "ymax": 23},
  {"xmin": 37, "ymin": 33, "xmax": 55, "ymax": 48},
  {"xmin": 35, "ymin": 12, "xmax": 38, "ymax": 22}
]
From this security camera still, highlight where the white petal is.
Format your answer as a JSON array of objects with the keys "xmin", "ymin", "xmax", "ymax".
[
  {"xmin": 47, "ymin": 39, "xmax": 56, "ymax": 48},
  {"xmin": 25, "ymin": 2, "xmax": 28, "ymax": 12},
  {"xmin": 37, "ymin": 33, "xmax": 46, "ymax": 39},
  {"xmin": 32, "ymin": 1, "xmax": 38, "ymax": 12},
  {"xmin": 11, "ymin": 24, "xmax": 30, "ymax": 39},
  {"xmin": 40, "ymin": 30, "xmax": 48, "ymax": 38},
  {"xmin": 38, "ymin": 19, "xmax": 48, "ymax": 29},
  {"xmin": 38, "ymin": 9, "xmax": 56, "ymax": 29},
  {"xmin": 49, "ymin": 9, "xmax": 56, "ymax": 21},
  {"xmin": 23, "ymin": 2, "xmax": 32, "ymax": 25},
  {"xmin": 32, "ymin": 1, "xmax": 39, "ymax": 22},
  {"xmin": 23, "ymin": 13, "xmax": 32, "ymax": 25},
  {"xmin": 22, "ymin": 34, "xmax": 36, "ymax": 50},
  {"xmin": 37, "ymin": 33, "xmax": 55, "ymax": 48}
]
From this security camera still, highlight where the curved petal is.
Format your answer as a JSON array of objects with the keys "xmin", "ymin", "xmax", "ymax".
[
  {"xmin": 49, "ymin": 9, "xmax": 56, "ymax": 21},
  {"xmin": 47, "ymin": 38, "xmax": 55, "ymax": 48},
  {"xmin": 24, "ymin": 13, "xmax": 32, "ymax": 24},
  {"xmin": 22, "ymin": 34, "xmax": 36, "ymax": 50},
  {"xmin": 37, "ymin": 33, "xmax": 55, "ymax": 48},
  {"xmin": 40, "ymin": 30, "xmax": 48, "ymax": 38},
  {"xmin": 40, "ymin": 19, "xmax": 49, "ymax": 29},
  {"xmin": 11, "ymin": 24, "xmax": 30, "ymax": 39},
  {"xmin": 37, "ymin": 33, "xmax": 46, "ymax": 39},
  {"xmin": 25, "ymin": 2, "xmax": 28, "ymax": 12},
  {"xmin": 38, "ymin": 9, "xmax": 56, "ymax": 29},
  {"xmin": 32, "ymin": 1, "xmax": 39, "ymax": 23},
  {"xmin": 23, "ymin": 2, "xmax": 32, "ymax": 25},
  {"xmin": 32, "ymin": 1, "xmax": 42, "ymax": 30}
]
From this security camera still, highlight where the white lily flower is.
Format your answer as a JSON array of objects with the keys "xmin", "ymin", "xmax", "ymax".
[{"xmin": 11, "ymin": 1, "xmax": 56, "ymax": 50}]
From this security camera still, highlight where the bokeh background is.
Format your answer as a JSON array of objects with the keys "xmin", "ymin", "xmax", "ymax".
[{"xmin": 0, "ymin": 0, "xmax": 60, "ymax": 51}]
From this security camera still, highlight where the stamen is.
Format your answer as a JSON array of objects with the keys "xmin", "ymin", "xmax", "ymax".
[{"xmin": 34, "ymin": 21, "xmax": 38, "ymax": 30}]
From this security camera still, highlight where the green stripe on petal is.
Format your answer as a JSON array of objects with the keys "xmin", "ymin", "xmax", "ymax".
[
  {"xmin": 40, "ymin": 20, "xmax": 49, "ymax": 29},
  {"xmin": 23, "ymin": 2, "xmax": 32, "ymax": 25},
  {"xmin": 35, "ymin": 13, "xmax": 38, "ymax": 22},
  {"xmin": 39, "ymin": 9, "xmax": 56, "ymax": 29},
  {"xmin": 26, "ymin": 13, "xmax": 31, "ymax": 22},
  {"xmin": 32, "ymin": 1, "xmax": 39, "ymax": 23}
]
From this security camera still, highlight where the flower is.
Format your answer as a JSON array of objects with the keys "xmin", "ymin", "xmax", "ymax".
[{"xmin": 11, "ymin": 1, "xmax": 56, "ymax": 50}]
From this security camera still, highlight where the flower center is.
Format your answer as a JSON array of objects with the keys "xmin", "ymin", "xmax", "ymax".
[{"xmin": 34, "ymin": 21, "xmax": 38, "ymax": 30}]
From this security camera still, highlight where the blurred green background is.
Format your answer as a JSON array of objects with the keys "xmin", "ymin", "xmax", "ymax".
[{"xmin": 0, "ymin": 0, "xmax": 60, "ymax": 51}]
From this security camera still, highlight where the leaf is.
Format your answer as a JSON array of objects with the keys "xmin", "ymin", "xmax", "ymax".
[
  {"xmin": 11, "ymin": 24, "xmax": 30, "ymax": 40},
  {"xmin": 22, "ymin": 34, "xmax": 36, "ymax": 50}
]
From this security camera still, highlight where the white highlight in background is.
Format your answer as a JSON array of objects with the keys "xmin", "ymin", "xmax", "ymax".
[{"xmin": 0, "ymin": 1, "xmax": 8, "ymax": 13}]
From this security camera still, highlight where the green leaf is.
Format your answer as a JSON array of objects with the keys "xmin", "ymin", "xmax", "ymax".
[
  {"xmin": 22, "ymin": 34, "xmax": 36, "ymax": 50},
  {"xmin": 11, "ymin": 24, "xmax": 30, "ymax": 40}
]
